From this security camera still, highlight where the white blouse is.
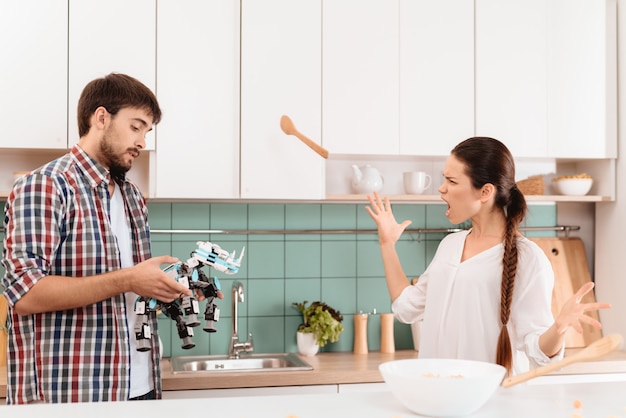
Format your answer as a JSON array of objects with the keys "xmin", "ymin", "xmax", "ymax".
[{"xmin": 392, "ymin": 230, "xmax": 564, "ymax": 375}]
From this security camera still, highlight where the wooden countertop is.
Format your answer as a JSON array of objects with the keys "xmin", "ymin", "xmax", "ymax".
[
  {"xmin": 161, "ymin": 348, "xmax": 626, "ymax": 391},
  {"xmin": 162, "ymin": 350, "xmax": 418, "ymax": 391}
]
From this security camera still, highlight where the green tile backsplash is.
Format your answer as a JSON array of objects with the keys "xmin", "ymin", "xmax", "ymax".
[
  {"xmin": 146, "ymin": 201, "xmax": 557, "ymax": 358},
  {"xmin": 0, "ymin": 200, "xmax": 557, "ymax": 358}
]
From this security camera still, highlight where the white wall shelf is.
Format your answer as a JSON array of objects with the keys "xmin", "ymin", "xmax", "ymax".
[{"xmin": 324, "ymin": 194, "xmax": 611, "ymax": 203}]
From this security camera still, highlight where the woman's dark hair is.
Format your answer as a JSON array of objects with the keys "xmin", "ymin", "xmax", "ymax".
[
  {"xmin": 451, "ymin": 137, "xmax": 527, "ymax": 375},
  {"xmin": 77, "ymin": 73, "xmax": 162, "ymax": 137}
]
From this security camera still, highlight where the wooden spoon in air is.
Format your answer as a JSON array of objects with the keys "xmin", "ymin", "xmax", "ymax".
[
  {"xmin": 502, "ymin": 333, "xmax": 623, "ymax": 388},
  {"xmin": 280, "ymin": 115, "xmax": 329, "ymax": 159}
]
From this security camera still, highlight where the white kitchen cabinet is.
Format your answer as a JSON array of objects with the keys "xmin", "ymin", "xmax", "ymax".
[
  {"xmin": 547, "ymin": 0, "xmax": 617, "ymax": 159},
  {"xmin": 323, "ymin": 0, "xmax": 471, "ymax": 157},
  {"xmin": 240, "ymin": 0, "xmax": 324, "ymax": 199},
  {"xmin": 155, "ymin": 0, "xmax": 240, "ymax": 199},
  {"xmin": 322, "ymin": 0, "xmax": 399, "ymax": 156},
  {"xmin": 475, "ymin": 0, "xmax": 548, "ymax": 158},
  {"xmin": 68, "ymin": 0, "xmax": 156, "ymax": 150},
  {"xmin": 475, "ymin": 0, "xmax": 617, "ymax": 160},
  {"xmin": 0, "ymin": 1, "xmax": 153, "ymax": 196},
  {"xmin": 0, "ymin": 0, "xmax": 67, "ymax": 150},
  {"xmin": 0, "ymin": 0, "xmax": 617, "ymax": 204},
  {"xmin": 399, "ymin": 0, "xmax": 474, "ymax": 157}
]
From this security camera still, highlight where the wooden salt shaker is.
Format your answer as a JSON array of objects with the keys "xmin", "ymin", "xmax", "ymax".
[
  {"xmin": 353, "ymin": 313, "xmax": 369, "ymax": 354},
  {"xmin": 380, "ymin": 313, "xmax": 395, "ymax": 353}
]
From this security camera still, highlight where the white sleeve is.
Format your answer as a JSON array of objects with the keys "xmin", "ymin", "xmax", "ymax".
[
  {"xmin": 391, "ymin": 274, "xmax": 427, "ymax": 324},
  {"xmin": 391, "ymin": 232, "xmax": 462, "ymax": 325}
]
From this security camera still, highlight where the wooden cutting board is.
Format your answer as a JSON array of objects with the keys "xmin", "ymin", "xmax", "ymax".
[{"xmin": 530, "ymin": 237, "xmax": 602, "ymax": 348}]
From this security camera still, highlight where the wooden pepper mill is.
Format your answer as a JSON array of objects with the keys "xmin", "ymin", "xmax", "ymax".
[
  {"xmin": 353, "ymin": 313, "xmax": 369, "ymax": 354},
  {"xmin": 380, "ymin": 313, "xmax": 395, "ymax": 353}
]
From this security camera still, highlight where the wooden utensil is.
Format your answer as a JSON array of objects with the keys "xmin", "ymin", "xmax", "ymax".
[
  {"xmin": 501, "ymin": 333, "xmax": 623, "ymax": 388},
  {"xmin": 279, "ymin": 115, "xmax": 329, "ymax": 159}
]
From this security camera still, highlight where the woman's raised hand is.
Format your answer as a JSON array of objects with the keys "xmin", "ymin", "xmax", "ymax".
[
  {"xmin": 365, "ymin": 192, "xmax": 413, "ymax": 245},
  {"xmin": 555, "ymin": 282, "xmax": 611, "ymax": 335}
]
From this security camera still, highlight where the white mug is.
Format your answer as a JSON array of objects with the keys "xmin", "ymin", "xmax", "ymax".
[{"xmin": 403, "ymin": 171, "xmax": 432, "ymax": 194}]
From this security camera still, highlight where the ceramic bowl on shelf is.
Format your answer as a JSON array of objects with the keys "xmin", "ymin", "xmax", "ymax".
[
  {"xmin": 552, "ymin": 176, "xmax": 593, "ymax": 196},
  {"xmin": 379, "ymin": 358, "xmax": 506, "ymax": 417}
]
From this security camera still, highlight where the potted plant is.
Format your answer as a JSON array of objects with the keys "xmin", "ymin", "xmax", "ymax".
[{"xmin": 293, "ymin": 301, "xmax": 344, "ymax": 356}]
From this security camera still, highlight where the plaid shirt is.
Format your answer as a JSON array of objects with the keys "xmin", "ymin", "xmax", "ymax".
[{"xmin": 1, "ymin": 145, "xmax": 161, "ymax": 404}]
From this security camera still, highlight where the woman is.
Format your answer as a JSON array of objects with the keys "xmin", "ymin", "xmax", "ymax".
[{"xmin": 366, "ymin": 137, "xmax": 610, "ymax": 376}]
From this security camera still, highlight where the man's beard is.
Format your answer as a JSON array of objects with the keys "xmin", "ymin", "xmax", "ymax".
[{"xmin": 100, "ymin": 134, "xmax": 138, "ymax": 177}]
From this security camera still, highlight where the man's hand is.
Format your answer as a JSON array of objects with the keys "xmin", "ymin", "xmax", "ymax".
[{"xmin": 128, "ymin": 256, "xmax": 192, "ymax": 302}]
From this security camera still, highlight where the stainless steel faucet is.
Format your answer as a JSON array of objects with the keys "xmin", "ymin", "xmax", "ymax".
[{"xmin": 228, "ymin": 281, "xmax": 253, "ymax": 358}]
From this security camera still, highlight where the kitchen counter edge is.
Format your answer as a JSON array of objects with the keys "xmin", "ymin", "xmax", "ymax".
[{"xmin": 3, "ymin": 348, "xmax": 626, "ymax": 398}]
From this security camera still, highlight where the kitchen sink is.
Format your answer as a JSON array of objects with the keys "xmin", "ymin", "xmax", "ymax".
[{"xmin": 170, "ymin": 352, "xmax": 313, "ymax": 374}]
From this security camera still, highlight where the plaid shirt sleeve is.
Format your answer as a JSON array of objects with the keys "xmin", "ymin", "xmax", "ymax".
[{"xmin": 3, "ymin": 172, "xmax": 62, "ymax": 305}]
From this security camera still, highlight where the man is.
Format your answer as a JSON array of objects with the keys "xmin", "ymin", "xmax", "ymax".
[{"xmin": 1, "ymin": 73, "xmax": 191, "ymax": 403}]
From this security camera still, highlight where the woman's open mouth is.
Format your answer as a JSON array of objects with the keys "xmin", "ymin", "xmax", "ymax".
[{"xmin": 441, "ymin": 197, "xmax": 451, "ymax": 217}]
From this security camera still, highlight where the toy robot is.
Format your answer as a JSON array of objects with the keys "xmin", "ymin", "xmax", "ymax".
[{"xmin": 134, "ymin": 241, "xmax": 245, "ymax": 351}]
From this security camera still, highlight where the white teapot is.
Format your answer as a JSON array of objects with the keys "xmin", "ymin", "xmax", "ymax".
[{"xmin": 351, "ymin": 164, "xmax": 384, "ymax": 194}]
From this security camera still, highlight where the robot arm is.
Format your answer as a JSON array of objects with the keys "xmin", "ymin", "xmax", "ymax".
[{"xmin": 134, "ymin": 241, "xmax": 244, "ymax": 351}]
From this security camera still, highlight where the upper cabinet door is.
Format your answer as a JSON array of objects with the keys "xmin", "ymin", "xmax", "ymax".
[
  {"xmin": 0, "ymin": 0, "xmax": 67, "ymax": 149},
  {"xmin": 547, "ymin": 0, "xmax": 617, "ymax": 159},
  {"xmin": 240, "ymin": 0, "xmax": 323, "ymax": 199},
  {"xmin": 156, "ymin": 0, "xmax": 240, "ymax": 199},
  {"xmin": 399, "ymin": 0, "xmax": 474, "ymax": 157},
  {"xmin": 476, "ymin": 0, "xmax": 548, "ymax": 158},
  {"xmin": 322, "ymin": 0, "xmax": 399, "ymax": 155},
  {"xmin": 68, "ymin": 0, "xmax": 156, "ymax": 149}
]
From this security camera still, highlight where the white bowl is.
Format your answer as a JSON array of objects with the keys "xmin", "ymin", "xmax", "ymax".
[
  {"xmin": 552, "ymin": 178, "xmax": 593, "ymax": 196},
  {"xmin": 379, "ymin": 358, "xmax": 506, "ymax": 417}
]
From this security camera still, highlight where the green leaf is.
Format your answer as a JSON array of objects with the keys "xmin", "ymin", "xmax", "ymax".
[{"xmin": 292, "ymin": 301, "xmax": 344, "ymax": 347}]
